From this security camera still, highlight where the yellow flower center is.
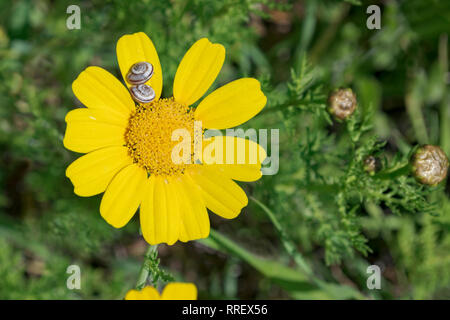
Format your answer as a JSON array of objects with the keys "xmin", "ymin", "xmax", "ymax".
[{"xmin": 125, "ymin": 98, "xmax": 196, "ymax": 176}]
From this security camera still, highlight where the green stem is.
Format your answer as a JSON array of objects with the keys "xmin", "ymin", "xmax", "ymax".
[
  {"xmin": 249, "ymin": 196, "xmax": 313, "ymax": 278},
  {"xmin": 294, "ymin": 0, "xmax": 318, "ymax": 72},
  {"xmin": 373, "ymin": 163, "xmax": 411, "ymax": 180},
  {"xmin": 249, "ymin": 196, "xmax": 366, "ymax": 299},
  {"xmin": 405, "ymin": 82, "xmax": 429, "ymax": 145},
  {"xmin": 135, "ymin": 244, "xmax": 158, "ymax": 290},
  {"xmin": 309, "ymin": 3, "xmax": 350, "ymax": 63},
  {"xmin": 439, "ymin": 35, "xmax": 450, "ymax": 155},
  {"xmin": 260, "ymin": 98, "xmax": 323, "ymax": 116}
]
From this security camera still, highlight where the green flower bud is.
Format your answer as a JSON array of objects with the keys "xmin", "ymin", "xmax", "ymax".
[
  {"xmin": 363, "ymin": 155, "xmax": 381, "ymax": 175},
  {"xmin": 328, "ymin": 88, "xmax": 357, "ymax": 120},
  {"xmin": 411, "ymin": 145, "xmax": 449, "ymax": 186}
]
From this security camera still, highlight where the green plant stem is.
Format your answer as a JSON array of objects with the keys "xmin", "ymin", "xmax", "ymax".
[
  {"xmin": 205, "ymin": 228, "xmax": 364, "ymax": 299},
  {"xmin": 405, "ymin": 84, "xmax": 429, "ymax": 145},
  {"xmin": 439, "ymin": 34, "xmax": 450, "ymax": 155},
  {"xmin": 249, "ymin": 196, "xmax": 313, "ymax": 278},
  {"xmin": 294, "ymin": 0, "xmax": 318, "ymax": 72},
  {"xmin": 249, "ymin": 196, "xmax": 366, "ymax": 299},
  {"xmin": 440, "ymin": 93, "xmax": 450, "ymax": 156},
  {"xmin": 260, "ymin": 98, "xmax": 323, "ymax": 116},
  {"xmin": 373, "ymin": 163, "xmax": 411, "ymax": 180},
  {"xmin": 309, "ymin": 3, "xmax": 350, "ymax": 63},
  {"xmin": 135, "ymin": 244, "xmax": 158, "ymax": 290}
]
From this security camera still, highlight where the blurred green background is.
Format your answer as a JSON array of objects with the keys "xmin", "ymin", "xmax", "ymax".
[{"xmin": 0, "ymin": 0, "xmax": 449, "ymax": 299}]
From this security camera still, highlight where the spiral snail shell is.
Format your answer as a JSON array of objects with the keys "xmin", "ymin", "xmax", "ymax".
[
  {"xmin": 126, "ymin": 62, "xmax": 154, "ymax": 85},
  {"xmin": 130, "ymin": 84, "xmax": 156, "ymax": 104}
]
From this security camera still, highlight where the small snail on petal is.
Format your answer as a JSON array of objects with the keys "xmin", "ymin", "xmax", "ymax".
[
  {"xmin": 126, "ymin": 62, "xmax": 154, "ymax": 85},
  {"xmin": 130, "ymin": 84, "xmax": 156, "ymax": 104}
]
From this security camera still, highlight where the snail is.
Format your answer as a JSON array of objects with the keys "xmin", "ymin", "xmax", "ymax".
[
  {"xmin": 130, "ymin": 84, "xmax": 156, "ymax": 104},
  {"xmin": 126, "ymin": 62, "xmax": 154, "ymax": 85}
]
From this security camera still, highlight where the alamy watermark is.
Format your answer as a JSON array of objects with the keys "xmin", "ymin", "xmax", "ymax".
[
  {"xmin": 366, "ymin": 5, "xmax": 381, "ymax": 30},
  {"xmin": 366, "ymin": 265, "xmax": 381, "ymax": 290},
  {"xmin": 170, "ymin": 121, "xmax": 279, "ymax": 175},
  {"xmin": 66, "ymin": 5, "xmax": 81, "ymax": 30},
  {"xmin": 66, "ymin": 264, "xmax": 81, "ymax": 290}
]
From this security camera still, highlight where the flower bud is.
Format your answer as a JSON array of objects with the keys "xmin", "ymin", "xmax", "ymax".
[
  {"xmin": 411, "ymin": 145, "xmax": 449, "ymax": 186},
  {"xmin": 363, "ymin": 155, "xmax": 381, "ymax": 175},
  {"xmin": 328, "ymin": 88, "xmax": 357, "ymax": 120}
]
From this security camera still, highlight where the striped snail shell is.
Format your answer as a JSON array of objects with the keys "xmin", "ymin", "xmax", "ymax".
[
  {"xmin": 126, "ymin": 62, "xmax": 154, "ymax": 85},
  {"xmin": 130, "ymin": 84, "xmax": 156, "ymax": 104}
]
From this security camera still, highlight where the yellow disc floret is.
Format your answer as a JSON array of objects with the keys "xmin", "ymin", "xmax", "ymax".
[{"xmin": 125, "ymin": 98, "xmax": 195, "ymax": 176}]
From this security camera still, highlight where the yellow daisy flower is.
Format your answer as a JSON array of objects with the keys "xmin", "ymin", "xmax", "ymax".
[
  {"xmin": 64, "ymin": 32, "xmax": 267, "ymax": 245},
  {"xmin": 125, "ymin": 283, "xmax": 197, "ymax": 300}
]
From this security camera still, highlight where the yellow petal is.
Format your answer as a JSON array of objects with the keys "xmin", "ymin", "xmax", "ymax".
[
  {"xmin": 63, "ymin": 108, "xmax": 126, "ymax": 153},
  {"xmin": 65, "ymin": 107, "xmax": 129, "ymax": 127},
  {"xmin": 66, "ymin": 146, "xmax": 132, "ymax": 197},
  {"xmin": 201, "ymin": 135, "xmax": 267, "ymax": 182},
  {"xmin": 100, "ymin": 164, "xmax": 147, "ymax": 228},
  {"xmin": 201, "ymin": 135, "xmax": 267, "ymax": 165},
  {"xmin": 161, "ymin": 283, "xmax": 197, "ymax": 300},
  {"xmin": 173, "ymin": 38, "xmax": 225, "ymax": 106},
  {"xmin": 116, "ymin": 32, "xmax": 163, "ymax": 101},
  {"xmin": 187, "ymin": 166, "xmax": 248, "ymax": 219},
  {"xmin": 125, "ymin": 286, "xmax": 160, "ymax": 300},
  {"xmin": 72, "ymin": 66, "xmax": 135, "ymax": 116},
  {"xmin": 195, "ymin": 78, "xmax": 267, "ymax": 129},
  {"xmin": 140, "ymin": 176, "xmax": 180, "ymax": 246},
  {"xmin": 212, "ymin": 164, "xmax": 262, "ymax": 182},
  {"xmin": 173, "ymin": 174, "xmax": 210, "ymax": 242}
]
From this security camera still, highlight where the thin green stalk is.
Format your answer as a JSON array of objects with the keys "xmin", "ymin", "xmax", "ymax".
[
  {"xmin": 439, "ymin": 34, "xmax": 450, "ymax": 155},
  {"xmin": 249, "ymin": 196, "xmax": 366, "ymax": 299},
  {"xmin": 440, "ymin": 93, "xmax": 450, "ymax": 156},
  {"xmin": 206, "ymin": 228, "xmax": 365, "ymax": 299},
  {"xmin": 405, "ymin": 83, "xmax": 429, "ymax": 145},
  {"xmin": 260, "ymin": 98, "xmax": 323, "ymax": 116},
  {"xmin": 249, "ymin": 196, "xmax": 313, "ymax": 278},
  {"xmin": 135, "ymin": 244, "xmax": 158, "ymax": 290},
  {"xmin": 373, "ymin": 163, "xmax": 411, "ymax": 180},
  {"xmin": 294, "ymin": 0, "xmax": 318, "ymax": 72},
  {"xmin": 310, "ymin": 3, "xmax": 350, "ymax": 63}
]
